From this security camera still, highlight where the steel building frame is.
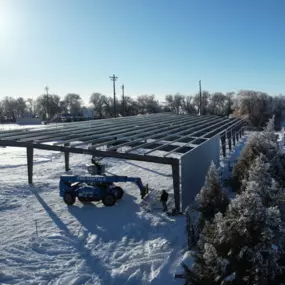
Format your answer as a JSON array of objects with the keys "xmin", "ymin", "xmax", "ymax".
[{"xmin": 0, "ymin": 113, "xmax": 246, "ymax": 211}]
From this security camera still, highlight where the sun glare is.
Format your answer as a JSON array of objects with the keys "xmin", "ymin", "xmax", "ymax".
[
  {"xmin": 0, "ymin": 13, "xmax": 7, "ymax": 37},
  {"xmin": 0, "ymin": 1, "xmax": 13, "ymax": 39}
]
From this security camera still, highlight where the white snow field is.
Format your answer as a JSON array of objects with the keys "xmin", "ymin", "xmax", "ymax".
[{"xmin": 0, "ymin": 127, "xmax": 187, "ymax": 285}]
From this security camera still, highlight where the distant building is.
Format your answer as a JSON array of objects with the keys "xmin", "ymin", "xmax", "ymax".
[
  {"xmin": 59, "ymin": 113, "xmax": 74, "ymax": 121},
  {"xmin": 82, "ymin": 108, "xmax": 94, "ymax": 119},
  {"xmin": 16, "ymin": 113, "xmax": 42, "ymax": 125}
]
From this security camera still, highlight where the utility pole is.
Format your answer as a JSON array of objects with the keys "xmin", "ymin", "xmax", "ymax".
[
  {"xmin": 199, "ymin": 80, "xmax": 202, "ymax": 116},
  {"xmin": 121, "ymin": 84, "xmax": 125, "ymax": 116},
  {"xmin": 109, "ymin": 74, "xmax": 118, "ymax": 117},
  {"xmin": 45, "ymin": 86, "xmax": 49, "ymax": 120}
]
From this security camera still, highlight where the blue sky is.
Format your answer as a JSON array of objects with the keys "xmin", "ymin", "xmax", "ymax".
[{"xmin": 0, "ymin": 0, "xmax": 285, "ymax": 104}]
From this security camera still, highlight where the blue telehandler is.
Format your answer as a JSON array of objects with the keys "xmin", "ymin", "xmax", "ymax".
[{"xmin": 59, "ymin": 175, "xmax": 149, "ymax": 206}]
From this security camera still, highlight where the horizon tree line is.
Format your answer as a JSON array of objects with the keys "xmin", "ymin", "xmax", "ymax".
[{"xmin": 1, "ymin": 90, "xmax": 285, "ymax": 128}]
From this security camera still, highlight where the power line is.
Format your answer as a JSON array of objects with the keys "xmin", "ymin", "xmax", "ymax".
[{"xmin": 109, "ymin": 74, "xmax": 118, "ymax": 117}]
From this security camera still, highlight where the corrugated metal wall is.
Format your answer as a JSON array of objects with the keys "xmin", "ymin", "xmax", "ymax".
[{"xmin": 181, "ymin": 135, "xmax": 220, "ymax": 211}]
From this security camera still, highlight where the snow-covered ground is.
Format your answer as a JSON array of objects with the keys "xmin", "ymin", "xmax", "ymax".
[
  {"xmin": 0, "ymin": 125, "xmax": 187, "ymax": 285},
  {"xmin": 0, "ymin": 123, "xmax": 52, "ymax": 131}
]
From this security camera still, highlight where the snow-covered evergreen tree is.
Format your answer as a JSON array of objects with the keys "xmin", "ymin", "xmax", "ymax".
[
  {"xmin": 232, "ymin": 116, "xmax": 279, "ymax": 193},
  {"xmin": 267, "ymin": 145, "xmax": 285, "ymax": 189},
  {"xmin": 196, "ymin": 161, "xmax": 229, "ymax": 228},
  {"xmin": 232, "ymin": 129, "xmax": 279, "ymax": 192},
  {"xmin": 263, "ymin": 115, "xmax": 277, "ymax": 143},
  {"xmin": 242, "ymin": 154, "xmax": 284, "ymax": 207},
  {"xmin": 184, "ymin": 117, "xmax": 285, "ymax": 284},
  {"xmin": 245, "ymin": 154, "xmax": 271, "ymax": 186},
  {"xmin": 188, "ymin": 184, "xmax": 285, "ymax": 285}
]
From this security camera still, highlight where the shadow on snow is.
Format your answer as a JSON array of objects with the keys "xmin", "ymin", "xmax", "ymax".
[
  {"xmin": 67, "ymin": 193, "xmax": 149, "ymax": 243},
  {"xmin": 30, "ymin": 187, "xmax": 113, "ymax": 283}
]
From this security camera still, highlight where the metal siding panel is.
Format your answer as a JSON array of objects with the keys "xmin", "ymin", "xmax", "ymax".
[{"xmin": 181, "ymin": 135, "xmax": 220, "ymax": 211}]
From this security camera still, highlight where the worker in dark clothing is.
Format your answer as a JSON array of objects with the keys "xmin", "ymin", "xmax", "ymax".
[
  {"xmin": 91, "ymin": 156, "xmax": 102, "ymax": 175},
  {"xmin": 160, "ymin": 190, "xmax": 168, "ymax": 212}
]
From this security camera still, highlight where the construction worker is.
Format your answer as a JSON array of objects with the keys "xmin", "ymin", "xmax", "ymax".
[
  {"xmin": 160, "ymin": 190, "xmax": 168, "ymax": 212},
  {"xmin": 91, "ymin": 156, "xmax": 102, "ymax": 175},
  {"xmin": 141, "ymin": 184, "xmax": 148, "ymax": 199}
]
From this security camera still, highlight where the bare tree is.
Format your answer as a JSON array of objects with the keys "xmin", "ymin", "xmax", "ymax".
[
  {"xmin": 89, "ymin": 93, "xmax": 107, "ymax": 118},
  {"xmin": 0, "ymin": 101, "xmax": 4, "ymax": 122},
  {"xmin": 234, "ymin": 90, "xmax": 273, "ymax": 128},
  {"xmin": 102, "ymin": 96, "xmax": 119, "ymax": 117},
  {"xmin": 165, "ymin": 93, "xmax": 184, "ymax": 113},
  {"xmin": 59, "ymin": 100, "xmax": 68, "ymax": 114},
  {"xmin": 64, "ymin": 93, "xmax": 82, "ymax": 115},
  {"xmin": 16, "ymin": 97, "xmax": 27, "ymax": 118},
  {"xmin": 137, "ymin": 95, "xmax": 161, "ymax": 114},
  {"xmin": 26, "ymin": 98, "xmax": 36, "ymax": 115},
  {"xmin": 193, "ymin": 91, "xmax": 210, "ymax": 115},
  {"xmin": 182, "ymin": 95, "xmax": 197, "ymax": 114},
  {"xmin": 122, "ymin": 96, "xmax": 139, "ymax": 116},
  {"xmin": 208, "ymin": 92, "xmax": 227, "ymax": 116},
  {"xmin": 1, "ymin": 97, "xmax": 18, "ymax": 121},
  {"xmin": 165, "ymin": 94, "xmax": 176, "ymax": 113},
  {"xmin": 225, "ymin": 92, "xmax": 235, "ymax": 116},
  {"xmin": 36, "ymin": 94, "xmax": 62, "ymax": 120}
]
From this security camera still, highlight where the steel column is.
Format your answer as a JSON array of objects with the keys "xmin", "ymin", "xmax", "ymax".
[
  {"xmin": 232, "ymin": 129, "xmax": 236, "ymax": 146},
  {"xmin": 227, "ymin": 131, "xmax": 232, "ymax": 151},
  {"xmin": 172, "ymin": 161, "xmax": 180, "ymax": 211},
  {"xmin": 64, "ymin": 143, "xmax": 70, "ymax": 171},
  {"xmin": 220, "ymin": 134, "xmax": 226, "ymax": 157},
  {"xmin": 236, "ymin": 130, "xmax": 239, "ymax": 142},
  {"xmin": 27, "ymin": 146, "xmax": 34, "ymax": 184}
]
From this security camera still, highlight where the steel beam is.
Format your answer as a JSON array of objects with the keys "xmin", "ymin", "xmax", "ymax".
[
  {"xmin": 71, "ymin": 115, "xmax": 197, "ymax": 147},
  {"xmin": 1, "ymin": 138, "xmax": 180, "ymax": 206},
  {"xmin": 164, "ymin": 119, "xmax": 242, "ymax": 157},
  {"xmin": 103, "ymin": 116, "xmax": 211, "ymax": 151},
  {"xmin": 52, "ymin": 114, "xmax": 207, "ymax": 148},
  {"xmin": 125, "ymin": 117, "xmax": 226, "ymax": 154},
  {"xmin": 84, "ymin": 115, "xmax": 209, "ymax": 151},
  {"xmin": 51, "ymin": 114, "xmax": 187, "ymax": 146},
  {"xmin": 6, "ymin": 114, "xmax": 164, "ymax": 142},
  {"xmin": 0, "ymin": 114, "xmax": 163, "ymax": 140},
  {"xmin": 0, "ymin": 139, "xmax": 177, "ymax": 165},
  {"xmin": 71, "ymin": 114, "xmax": 208, "ymax": 147},
  {"xmin": 1, "ymin": 114, "xmax": 161, "ymax": 141},
  {"xmin": 161, "ymin": 118, "xmax": 234, "ymax": 157},
  {"xmin": 0, "ymin": 126, "xmax": 47, "ymax": 137}
]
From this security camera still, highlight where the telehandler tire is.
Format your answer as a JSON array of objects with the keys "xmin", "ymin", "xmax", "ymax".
[
  {"xmin": 63, "ymin": 191, "xmax": 76, "ymax": 205},
  {"xmin": 102, "ymin": 193, "xmax": 116, "ymax": 207},
  {"xmin": 112, "ymin": 186, "xmax": 124, "ymax": 200}
]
